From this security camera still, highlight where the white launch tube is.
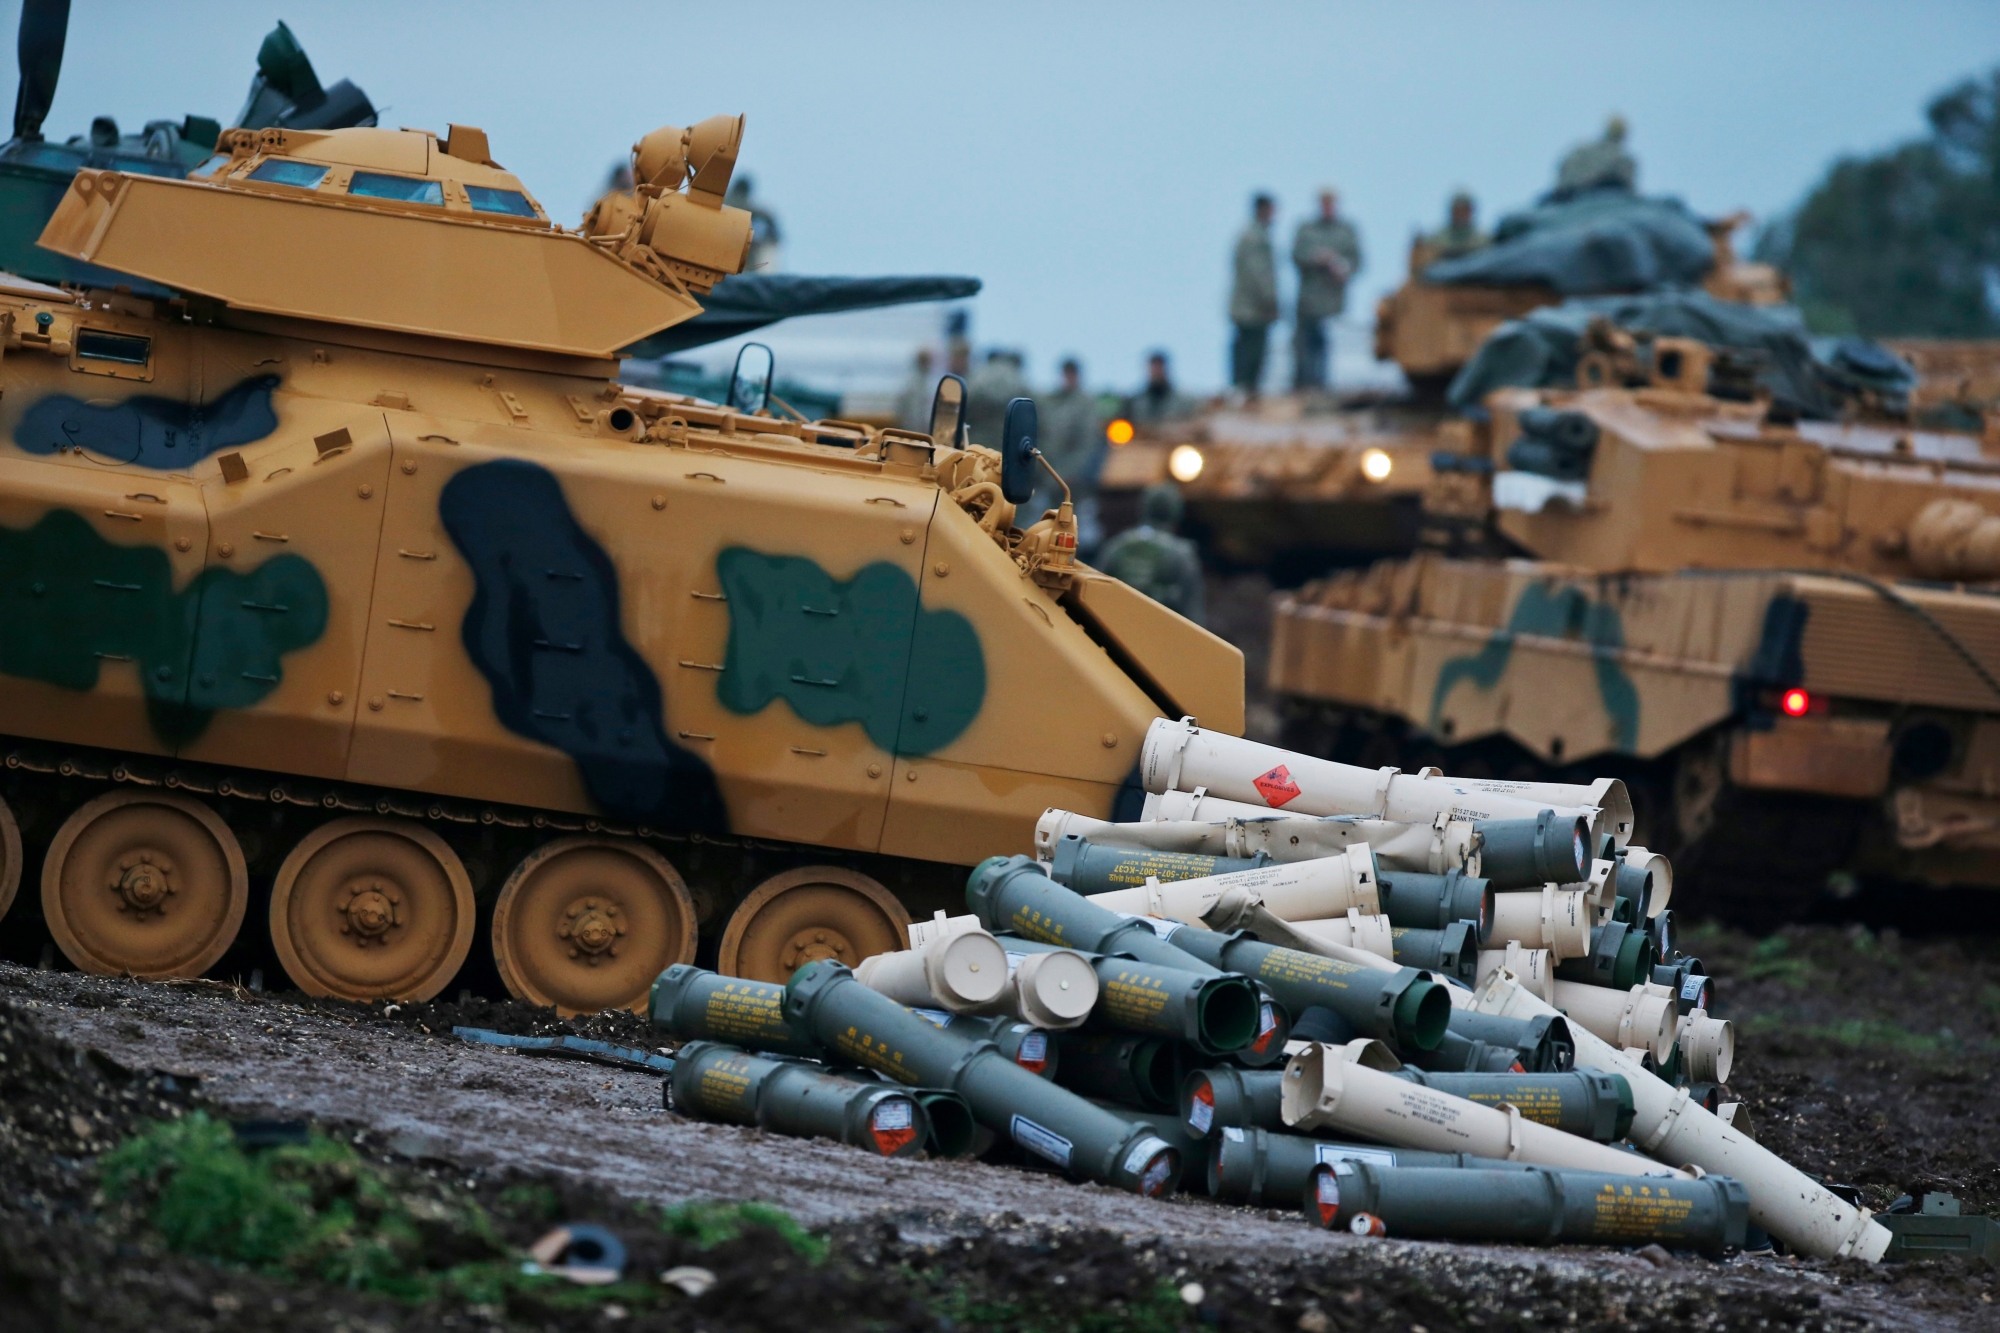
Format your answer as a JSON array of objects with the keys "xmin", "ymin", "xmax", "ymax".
[
  {"xmin": 1045, "ymin": 798, "xmax": 1476, "ymax": 875},
  {"xmin": 1621, "ymin": 845, "xmax": 1673, "ymax": 916},
  {"xmin": 1281, "ymin": 1041, "xmax": 1685, "ymax": 1178},
  {"xmin": 1550, "ymin": 980, "xmax": 1679, "ymax": 1061},
  {"xmin": 1472, "ymin": 969, "xmax": 1891, "ymax": 1262},
  {"xmin": 907, "ymin": 911, "xmax": 1098, "ymax": 1028},
  {"xmin": 1287, "ymin": 909, "xmax": 1397, "ymax": 962},
  {"xmin": 1443, "ymin": 777, "xmax": 1635, "ymax": 847},
  {"xmin": 855, "ymin": 931, "xmax": 1010, "ymax": 1013},
  {"xmin": 1141, "ymin": 718, "xmax": 1624, "ymax": 848},
  {"xmin": 1476, "ymin": 941, "xmax": 1556, "ymax": 1001},
  {"xmin": 1490, "ymin": 887, "xmax": 1591, "ymax": 958},
  {"xmin": 1083, "ymin": 846, "xmax": 1381, "ymax": 921}
]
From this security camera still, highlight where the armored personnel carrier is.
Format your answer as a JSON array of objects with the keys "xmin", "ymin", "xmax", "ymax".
[
  {"xmin": 1268, "ymin": 340, "xmax": 2000, "ymax": 911},
  {"xmin": 0, "ymin": 115, "xmax": 1241, "ymax": 1009}
]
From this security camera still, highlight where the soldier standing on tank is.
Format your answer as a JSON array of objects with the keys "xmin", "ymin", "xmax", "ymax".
[
  {"xmin": 1553, "ymin": 115, "xmax": 1637, "ymax": 198},
  {"xmin": 1026, "ymin": 357, "xmax": 1105, "ymax": 542},
  {"xmin": 896, "ymin": 347, "xmax": 936, "ymax": 433},
  {"xmin": 1229, "ymin": 193, "xmax": 1279, "ymax": 401},
  {"xmin": 1426, "ymin": 191, "xmax": 1488, "ymax": 258},
  {"xmin": 1292, "ymin": 186, "xmax": 1361, "ymax": 394},
  {"xmin": 966, "ymin": 349, "xmax": 1028, "ymax": 446},
  {"xmin": 1123, "ymin": 351, "xmax": 1196, "ymax": 426},
  {"xmin": 1099, "ymin": 482, "xmax": 1205, "ymax": 624}
]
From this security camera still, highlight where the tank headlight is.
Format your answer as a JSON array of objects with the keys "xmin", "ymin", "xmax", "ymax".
[
  {"xmin": 1106, "ymin": 418, "xmax": 1136, "ymax": 447},
  {"xmin": 1168, "ymin": 444, "xmax": 1204, "ymax": 483},
  {"xmin": 1360, "ymin": 447, "xmax": 1393, "ymax": 483}
]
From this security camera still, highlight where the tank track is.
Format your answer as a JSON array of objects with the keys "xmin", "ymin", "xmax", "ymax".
[{"xmin": 0, "ymin": 733, "xmax": 966, "ymax": 993}]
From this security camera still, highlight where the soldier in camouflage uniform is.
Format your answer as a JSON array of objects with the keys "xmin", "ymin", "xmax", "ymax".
[
  {"xmin": 1554, "ymin": 115, "xmax": 1636, "ymax": 198},
  {"xmin": 1291, "ymin": 186, "xmax": 1361, "ymax": 391},
  {"xmin": 966, "ymin": 349, "xmax": 1028, "ymax": 446},
  {"xmin": 1098, "ymin": 483, "xmax": 1205, "ymax": 623},
  {"xmin": 1229, "ymin": 194, "xmax": 1279, "ymax": 399},
  {"xmin": 1425, "ymin": 191, "xmax": 1489, "ymax": 258},
  {"xmin": 1025, "ymin": 357, "xmax": 1103, "ymax": 525}
]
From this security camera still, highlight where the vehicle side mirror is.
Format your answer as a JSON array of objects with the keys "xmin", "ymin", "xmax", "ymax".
[
  {"xmin": 728, "ymin": 342, "xmax": 774, "ymax": 415},
  {"xmin": 1000, "ymin": 397, "xmax": 1038, "ymax": 504},
  {"xmin": 928, "ymin": 373, "xmax": 967, "ymax": 447}
]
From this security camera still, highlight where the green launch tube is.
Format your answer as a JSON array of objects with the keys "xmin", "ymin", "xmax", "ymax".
[
  {"xmin": 1474, "ymin": 811, "xmax": 1590, "ymax": 889},
  {"xmin": 1055, "ymin": 1033, "xmax": 1189, "ymax": 1112},
  {"xmin": 1378, "ymin": 868, "xmax": 1494, "ymax": 943},
  {"xmin": 1304, "ymin": 1161, "xmax": 1749, "ymax": 1255},
  {"xmin": 1553, "ymin": 920, "xmax": 1656, "ymax": 990},
  {"xmin": 910, "ymin": 1089, "xmax": 977, "ymax": 1158},
  {"xmin": 784, "ymin": 959, "xmax": 1181, "ymax": 1196},
  {"xmin": 1387, "ymin": 1069, "xmax": 1634, "ymax": 1143},
  {"xmin": 1211, "ymin": 1127, "xmax": 1532, "ymax": 1206},
  {"xmin": 1180, "ymin": 1065, "xmax": 1285, "ymax": 1136},
  {"xmin": 998, "ymin": 936, "xmax": 1260, "ymax": 1054},
  {"xmin": 908, "ymin": 1008, "xmax": 1060, "ymax": 1079},
  {"xmin": 1425, "ymin": 1009, "xmax": 1575, "ymax": 1074},
  {"xmin": 1047, "ymin": 836, "xmax": 1267, "ymax": 892},
  {"xmin": 1146, "ymin": 920, "xmax": 1450, "ymax": 1054},
  {"xmin": 967, "ymin": 855, "xmax": 1226, "ymax": 975},
  {"xmin": 1093, "ymin": 1101, "xmax": 1211, "ymax": 1195},
  {"xmin": 668, "ymin": 1041, "xmax": 931, "ymax": 1158},
  {"xmin": 1389, "ymin": 921, "xmax": 1480, "ymax": 985},
  {"xmin": 650, "ymin": 964, "xmax": 819, "ymax": 1057}
]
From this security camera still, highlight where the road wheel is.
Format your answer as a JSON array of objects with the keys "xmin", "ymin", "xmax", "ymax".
[
  {"xmin": 42, "ymin": 790, "xmax": 246, "ymax": 978},
  {"xmin": 269, "ymin": 818, "xmax": 474, "ymax": 1002},
  {"xmin": 0, "ymin": 793, "xmax": 21, "ymax": 922},
  {"xmin": 491, "ymin": 836, "xmax": 696, "ymax": 1015},
  {"xmin": 718, "ymin": 865, "xmax": 910, "ymax": 984}
]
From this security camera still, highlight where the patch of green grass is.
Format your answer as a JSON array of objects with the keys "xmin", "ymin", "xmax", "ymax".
[
  {"xmin": 100, "ymin": 1113, "xmax": 628, "ymax": 1306},
  {"xmin": 496, "ymin": 1180, "xmax": 559, "ymax": 1223},
  {"xmin": 1746, "ymin": 935, "xmax": 1818, "ymax": 987},
  {"xmin": 659, "ymin": 1198, "xmax": 826, "ymax": 1264},
  {"xmin": 1743, "ymin": 1014, "xmax": 1964, "ymax": 1058}
]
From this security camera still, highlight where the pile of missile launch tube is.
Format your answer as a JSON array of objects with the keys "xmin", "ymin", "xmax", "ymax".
[{"xmin": 648, "ymin": 717, "xmax": 1891, "ymax": 1263}]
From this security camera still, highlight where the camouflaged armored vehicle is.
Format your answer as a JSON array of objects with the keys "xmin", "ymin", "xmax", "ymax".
[
  {"xmin": 0, "ymin": 115, "xmax": 1241, "ymax": 1010},
  {"xmin": 1269, "ymin": 344, "xmax": 2000, "ymax": 908},
  {"xmin": 1096, "ymin": 399, "xmax": 1481, "ymax": 578}
]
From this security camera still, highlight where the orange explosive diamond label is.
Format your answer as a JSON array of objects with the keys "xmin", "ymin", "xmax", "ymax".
[{"xmin": 1252, "ymin": 764, "xmax": 1303, "ymax": 807}]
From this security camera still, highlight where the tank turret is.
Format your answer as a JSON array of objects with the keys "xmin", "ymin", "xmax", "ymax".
[{"xmin": 41, "ymin": 118, "xmax": 754, "ymax": 360}]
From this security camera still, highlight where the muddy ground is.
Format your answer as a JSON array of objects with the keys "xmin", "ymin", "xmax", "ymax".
[{"xmin": 3, "ymin": 918, "xmax": 1997, "ymax": 1332}]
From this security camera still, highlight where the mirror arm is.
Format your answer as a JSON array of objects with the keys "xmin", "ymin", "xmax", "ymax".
[
  {"xmin": 1034, "ymin": 449, "xmax": 1072, "ymax": 507},
  {"xmin": 767, "ymin": 392, "xmax": 809, "ymax": 423}
]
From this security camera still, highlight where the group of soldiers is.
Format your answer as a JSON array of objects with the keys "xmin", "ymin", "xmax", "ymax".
[
  {"xmin": 1227, "ymin": 185, "xmax": 1491, "ymax": 399},
  {"xmin": 878, "ymin": 116, "xmax": 1643, "ymax": 624}
]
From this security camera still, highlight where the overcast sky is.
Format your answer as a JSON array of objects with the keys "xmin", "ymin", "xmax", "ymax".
[{"xmin": 24, "ymin": 1, "xmax": 2000, "ymax": 391}]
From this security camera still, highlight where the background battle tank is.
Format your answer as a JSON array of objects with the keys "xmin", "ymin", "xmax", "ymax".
[
  {"xmin": 1267, "ymin": 331, "xmax": 2000, "ymax": 916},
  {"xmin": 0, "ymin": 114, "xmax": 1240, "ymax": 1011}
]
